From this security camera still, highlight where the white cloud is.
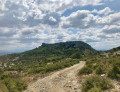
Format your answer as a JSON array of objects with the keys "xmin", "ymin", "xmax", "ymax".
[
  {"xmin": 102, "ymin": 25, "xmax": 120, "ymax": 34},
  {"xmin": 0, "ymin": 0, "xmax": 120, "ymax": 51},
  {"xmin": 0, "ymin": 0, "xmax": 8, "ymax": 11},
  {"xmin": 61, "ymin": 9, "xmax": 120, "ymax": 30},
  {"xmin": 49, "ymin": 16, "xmax": 57, "ymax": 22},
  {"xmin": 96, "ymin": 12, "xmax": 120, "ymax": 25},
  {"xmin": 98, "ymin": 7, "xmax": 112, "ymax": 15},
  {"xmin": 61, "ymin": 10, "xmax": 98, "ymax": 29},
  {"xmin": 92, "ymin": 7, "xmax": 112, "ymax": 15},
  {"xmin": 35, "ymin": 0, "xmax": 103, "ymax": 14}
]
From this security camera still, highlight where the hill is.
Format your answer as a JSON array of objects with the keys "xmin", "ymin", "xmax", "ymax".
[
  {"xmin": 103, "ymin": 46, "xmax": 120, "ymax": 56},
  {"xmin": 107, "ymin": 46, "xmax": 120, "ymax": 54},
  {"xmin": 0, "ymin": 41, "xmax": 97, "ymax": 64},
  {"xmin": 0, "ymin": 41, "xmax": 96, "ymax": 63},
  {"xmin": 18, "ymin": 41, "xmax": 97, "ymax": 63},
  {"xmin": 25, "ymin": 41, "xmax": 95, "ymax": 55}
]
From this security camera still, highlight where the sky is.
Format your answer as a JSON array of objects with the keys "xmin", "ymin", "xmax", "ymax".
[{"xmin": 0, "ymin": 0, "xmax": 120, "ymax": 53}]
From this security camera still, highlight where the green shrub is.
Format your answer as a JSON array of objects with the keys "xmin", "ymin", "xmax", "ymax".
[
  {"xmin": 1, "ymin": 73, "xmax": 20, "ymax": 80},
  {"xmin": 71, "ymin": 52, "xmax": 82, "ymax": 59},
  {"xmin": 108, "ymin": 61, "xmax": 120, "ymax": 80},
  {"xmin": 3, "ymin": 78, "xmax": 18, "ymax": 92},
  {"xmin": 0, "ymin": 80, "xmax": 8, "ymax": 92},
  {"xmin": 1, "ymin": 74, "xmax": 10, "ymax": 80},
  {"xmin": 15, "ymin": 79, "xmax": 27, "ymax": 91},
  {"xmin": 3, "ymin": 78, "xmax": 27, "ymax": 92},
  {"xmin": 34, "ymin": 67, "xmax": 45, "ymax": 74},
  {"xmin": 95, "ymin": 63, "xmax": 107, "ymax": 75},
  {"xmin": 82, "ymin": 75, "xmax": 113, "ymax": 92},
  {"xmin": 0, "ymin": 69, "xmax": 4, "ymax": 75},
  {"xmin": 28, "ymin": 59, "xmax": 79, "ymax": 75},
  {"xmin": 78, "ymin": 65, "xmax": 93, "ymax": 75},
  {"xmin": 88, "ymin": 87, "xmax": 103, "ymax": 92}
]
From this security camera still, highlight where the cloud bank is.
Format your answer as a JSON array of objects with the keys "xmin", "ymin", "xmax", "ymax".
[{"xmin": 0, "ymin": 0, "xmax": 120, "ymax": 52}]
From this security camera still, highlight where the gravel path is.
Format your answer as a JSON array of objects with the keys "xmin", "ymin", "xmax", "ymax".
[{"xmin": 24, "ymin": 61, "xmax": 85, "ymax": 92}]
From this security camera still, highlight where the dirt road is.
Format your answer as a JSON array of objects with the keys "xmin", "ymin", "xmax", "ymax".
[{"xmin": 24, "ymin": 61, "xmax": 85, "ymax": 92}]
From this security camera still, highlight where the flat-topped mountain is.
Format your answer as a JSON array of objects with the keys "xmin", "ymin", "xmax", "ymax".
[
  {"xmin": 41, "ymin": 41, "xmax": 92, "ymax": 49},
  {"xmin": 24, "ymin": 41, "xmax": 96, "ymax": 56},
  {"xmin": 0, "ymin": 41, "xmax": 97, "ymax": 63}
]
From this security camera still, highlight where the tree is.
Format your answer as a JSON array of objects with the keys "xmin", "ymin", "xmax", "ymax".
[{"xmin": 71, "ymin": 52, "xmax": 82, "ymax": 59}]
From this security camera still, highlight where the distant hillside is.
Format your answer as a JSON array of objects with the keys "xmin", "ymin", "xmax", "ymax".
[
  {"xmin": 106, "ymin": 46, "xmax": 120, "ymax": 56},
  {"xmin": 25, "ymin": 41, "xmax": 95, "ymax": 55},
  {"xmin": 0, "ymin": 41, "xmax": 97, "ymax": 63},
  {"xmin": 0, "ymin": 51, "xmax": 10, "ymax": 56},
  {"xmin": 108, "ymin": 46, "xmax": 120, "ymax": 52}
]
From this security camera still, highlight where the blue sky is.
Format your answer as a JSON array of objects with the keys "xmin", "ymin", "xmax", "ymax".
[{"xmin": 0, "ymin": 0, "xmax": 120, "ymax": 53}]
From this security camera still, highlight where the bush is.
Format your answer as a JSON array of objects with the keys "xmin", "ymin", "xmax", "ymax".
[
  {"xmin": 1, "ymin": 73, "xmax": 20, "ymax": 80},
  {"xmin": 34, "ymin": 67, "xmax": 45, "ymax": 74},
  {"xmin": 82, "ymin": 75, "xmax": 113, "ymax": 92},
  {"xmin": 1, "ymin": 74, "xmax": 10, "ymax": 80},
  {"xmin": 95, "ymin": 63, "xmax": 107, "ymax": 75},
  {"xmin": 28, "ymin": 59, "xmax": 79, "ymax": 75},
  {"xmin": 108, "ymin": 61, "xmax": 120, "ymax": 80},
  {"xmin": 78, "ymin": 65, "xmax": 93, "ymax": 75},
  {"xmin": 3, "ymin": 78, "xmax": 27, "ymax": 92},
  {"xmin": 88, "ymin": 87, "xmax": 103, "ymax": 92},
  {"xmin": 71, "ymin": 52, "xmax": 82, "ymax": 59},
  {"xmin": 3, "ymin": 78, "xmax": 18, "ymax": 92},
  {"xmin": 0, "ymin": 69, "xmax": 4, "ymax": 74},
  {"xmin": 0, "ymin": 80, "xmax": 8, "ymax": 92},
  {"xmin": 15, "ymin": 79, "xmax": 27, "ymax": 91}
]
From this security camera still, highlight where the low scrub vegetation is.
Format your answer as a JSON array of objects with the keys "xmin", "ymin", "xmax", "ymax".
[
  {"xmin": 88, "ymin": 87, "xmax": 103, "ymax": 92},
  {"xmin": 0, "ymin": 80, "xmax": 8, "ymax": 92},
  {"xmin": 71, "ymin": 52, "xmax": 82, "ymax": 59},
  {"xmin": 0, "ymin": 73, "xmax": 27, "ymax": 92},
  {"xmin": 108, "ymin": 61, "xmax": 120, "ymax": 80},
  {"xmin": 95, "ymin": 63, "xmax": 107, "ymax": 75},
  {"xmin": 79, "ymin": 61, "xmax": 107, "ymax": 75},
  {"xmin": 78, "ymin": 54, "xmax": 120, "ymax": 92},
  {"xmin": 28, "ymin": 59, "xmax": 79, "ymax": 75},
  {"xmin": 82, "ymin": 75, "xmax": 113, "ymax": 92},
  {"xmin": 78, "ymin": 65, "xmax": 93, "ymax": 75},
  {"xmin": 3, "ymin": 78, "xmax": 27, "ymax": 92}
]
